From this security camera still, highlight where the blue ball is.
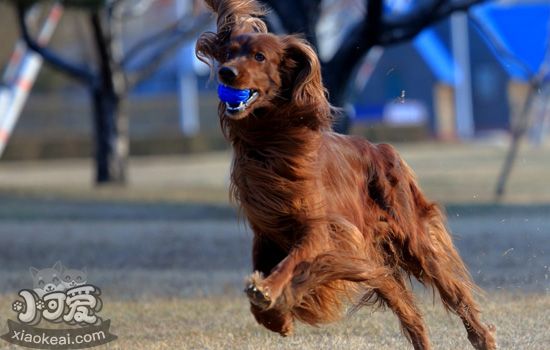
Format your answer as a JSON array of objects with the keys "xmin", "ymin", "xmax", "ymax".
[{"xmin": 218, "ymin": 84, "xmax": 251, "ymax": 104}]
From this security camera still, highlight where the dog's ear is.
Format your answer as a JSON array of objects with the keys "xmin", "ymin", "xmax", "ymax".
[
  {"xmin": 196, "ymin": 0, "xmax": 268, "ymax": 71},
  {"xmin": 281, "ymin": 35, "xmax": 328, "ymax": 110},
  {"xmin": 195, "ymin": 31, "xmax": 222, "ymax": 70}
]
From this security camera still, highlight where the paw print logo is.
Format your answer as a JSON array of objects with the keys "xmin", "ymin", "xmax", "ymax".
[
  {"xmin": 12, "ymin": 300, "xmax": 24, "ymax": 312},
  {"xmin": 36, "ymin": 300, "xmax": 45, "ymax": 311}
]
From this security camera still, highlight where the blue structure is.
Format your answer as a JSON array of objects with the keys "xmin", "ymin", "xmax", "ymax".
[
  {"xmin": 474, "ymin": 2, "xmax": 550, "ymax": 81},
  {"xmin": 413, "ymin": 28, "xmax": 455, "ymax": 85},
  {"xmin": 356, "ymin": 2, "xmax": 550, "ymax": 133}
]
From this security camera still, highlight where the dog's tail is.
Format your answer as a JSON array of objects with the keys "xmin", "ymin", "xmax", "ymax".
[{"xmin": 196, "ymin": 0, "xmax": 267, "ymax": 69}]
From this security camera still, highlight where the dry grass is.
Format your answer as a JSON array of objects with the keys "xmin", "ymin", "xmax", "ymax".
[
  {"xmin": 398, "ymin": 142, "xmax": 550, "ymax": 204},
  {"xmin": 0, "ymin": 141, "xmax": 549, "ymax": 204},
  {"xmin": 1, "ymin": 293, "xmax": 546, "ymax": 349}
]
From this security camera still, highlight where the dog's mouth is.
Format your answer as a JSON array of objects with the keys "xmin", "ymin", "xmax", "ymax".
[
  {"xmin": 225, "ymin": 90, "xmax": 259, "ymax": 114},
  {"xmin": 218, "ymin": 84, "xmax": 259, "ymax": 117}
]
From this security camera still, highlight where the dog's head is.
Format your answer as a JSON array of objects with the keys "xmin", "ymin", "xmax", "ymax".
[
  {"xmin": 211, "ymin": 33, "xmax": 327, "ymax": 120},
  {"xmin": 196, "ymin": 1, "xmax": 330, "ymax": 122}
]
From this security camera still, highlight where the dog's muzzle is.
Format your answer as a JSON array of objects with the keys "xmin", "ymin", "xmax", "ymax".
[{"xmin": 217, "ymin": 84, "xmax": 258, "ymax": 114}]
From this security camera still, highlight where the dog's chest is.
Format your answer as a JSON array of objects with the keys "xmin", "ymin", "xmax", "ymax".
[{"xmin": 232, "ymin": 158, "xmax": 315, "ymax": 242}]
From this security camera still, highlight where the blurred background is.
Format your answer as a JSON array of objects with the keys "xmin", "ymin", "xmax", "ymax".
[{"xmin": 0, "ymin": 0, "xmax": 548, "ymax": 349}]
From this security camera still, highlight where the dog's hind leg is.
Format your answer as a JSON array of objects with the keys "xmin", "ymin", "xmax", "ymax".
[
  {"xmin": 374, "ymin": 274, "xmax": 431, "ymax": 350},
  {"xmin": 421, "ymin": 257, "xmax": 496, "ymax": 350},
  {"xmin": 411, "ymin": 213, "xmax": 496, "ymax": 350},
  {"xmin": 435, "ymin": 276, "xmax": 496, "ymax": 350}
]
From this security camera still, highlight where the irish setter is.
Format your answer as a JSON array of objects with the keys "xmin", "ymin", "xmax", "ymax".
[{"xmin": 196, "ymin": 1, "xmax": 496, "ymax": 349}]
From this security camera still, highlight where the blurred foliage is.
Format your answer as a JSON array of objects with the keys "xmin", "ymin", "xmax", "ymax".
[{"xmin": 6, "ymin": 0, "xmax": 106, "ymax": 10}]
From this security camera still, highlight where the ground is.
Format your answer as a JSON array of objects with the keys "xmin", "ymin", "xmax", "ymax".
[{"xmin": 0, "ymin": 142, "xmax": 548, "ymax": 349}]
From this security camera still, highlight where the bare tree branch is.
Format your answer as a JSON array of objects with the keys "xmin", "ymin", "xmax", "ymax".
[
  {"xmin": 379, "ymin": 0, "xmax": 486, "ymax": 45},
  {"xmin": 365, "ymin": 0, "xmax": 384, "ymax": 44},
  {"xmin": 16, "ymin": 3, "xmax": 96, "ymax": 84},
  {"xmin": 124, "ymin": 13, "xmax": 211, "ymax": 87},
  {"xmin": 261, "ymin": 0, "xmax": 322, "ymax": 48},
  {"xmin": 323, "ymin": 0, "xmax": 383, "ymax": 104},
  {"xmin": 121, "ymin": 13, "xmax": 196, "ymax": 66}
]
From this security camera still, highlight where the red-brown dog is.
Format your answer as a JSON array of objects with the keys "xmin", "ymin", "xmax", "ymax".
[{"xmin": 196, "ymin": 1, "xmax": 496, "ymax": 349}]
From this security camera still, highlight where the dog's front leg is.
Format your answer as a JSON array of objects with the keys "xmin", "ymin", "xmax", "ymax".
[
  {"xmin": 245, "ymin": 255, "xmax": 294, "ymax": 310},
  {"xmin": 246, "ymin": 233, "xmax": 328, "ymax": 310}
]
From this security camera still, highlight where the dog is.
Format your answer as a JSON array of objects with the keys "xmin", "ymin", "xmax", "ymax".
[{"xmin": 196, "ymin": 1, "xmax": 496, "ymax": 349}]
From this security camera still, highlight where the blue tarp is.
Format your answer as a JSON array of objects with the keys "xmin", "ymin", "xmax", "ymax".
[
  {"xmin": 474, "ymin": 2, "xmax": 550, "ymax": 80},
  {"xmin": 413, "ymin": 29, "xmax": 455, "ymax": 84},
  {"xmin": 394, "ymin": 2, "xmax": 550, "ymax": 83}
]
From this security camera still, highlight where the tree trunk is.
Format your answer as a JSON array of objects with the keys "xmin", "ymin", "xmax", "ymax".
[
  {"xmin": 91, "ymin": 86, "xmax": 128, "ymax": 184},
  {"xmin": 90, "ymin": 11, "xmax": 128, "ymax": 184}
]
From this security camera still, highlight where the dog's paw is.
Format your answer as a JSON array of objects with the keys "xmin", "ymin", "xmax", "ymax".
[
  {"xmin": 245, "ymin": 272, "xmax": 273, "ymax": 310},
  {"xmin": 484, "ymin": 324, "xmax": 497, "ymax": 350},
  {"xmin": 468, "ymin": 323, "xmax": 497, "ymax": 350}
]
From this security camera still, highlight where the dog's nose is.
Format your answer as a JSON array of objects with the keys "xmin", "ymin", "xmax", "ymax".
[{"xmin": 218, "ymin": 66, "xmax": 238, "ymax": 83}]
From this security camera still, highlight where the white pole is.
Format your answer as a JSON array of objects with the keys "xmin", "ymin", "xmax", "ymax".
[
  {"xmin": 0, "ymin": 89, "xmax": 10, "ymax": 130},
  {"xmin": 0, "ymin": 3, "xmax": 64, "ymax": 156},
  {"xmin": 1, "ymin": 7, "xmax": 40, "ymax": 84},
  {"xmin": 176, "ymin": 0, "xmax": 200, "ymax": 136},
  {"xmin": 3, "ymin": 41, "xmax": 27, "ymax": 84},
  {"xmin": 451, "ymin": 12, "xmax": 475, "ymax": 139},
  {"xmin": 0, "ymin": 54, "xmax": 43, "ymax": 154}
]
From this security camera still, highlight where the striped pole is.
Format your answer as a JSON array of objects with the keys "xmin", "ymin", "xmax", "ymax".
[
  {"xmin": 0, "ymin": 2, "xmax": 64, "ymax": 156},
  {"xmin": 2, "ymin": 7, "xmax": 40, "ymax": 84},
  {"xmin": 3, "ymin": 41, "xmax": 27, "ymax": 85}
]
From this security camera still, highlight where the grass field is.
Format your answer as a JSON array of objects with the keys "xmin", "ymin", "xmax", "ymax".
[
  {"xmin": 1, "ymin": 293, "xmax": 547, "ymax": 349},
  {"xmin": 91, "ymin": 293, "xmax": 550, "ymax": 349},
  {"xmin": 0, "ymin": 142, "xmax": 549, "ymax": 349}
]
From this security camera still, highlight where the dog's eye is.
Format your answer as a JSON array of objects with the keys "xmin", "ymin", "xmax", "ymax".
[{"xmin": 255, "ymin": 52, "xmax": 265, "ymax": 62}]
